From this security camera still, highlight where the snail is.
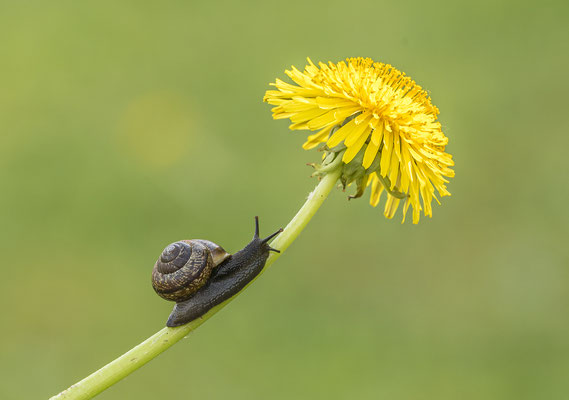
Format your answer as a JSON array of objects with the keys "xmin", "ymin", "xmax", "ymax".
[{"xmin": 152, "ymin": 216, "xmax": 283, "ymax": 327}]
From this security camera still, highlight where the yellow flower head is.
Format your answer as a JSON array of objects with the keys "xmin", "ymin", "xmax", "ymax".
[{"xmin": 264, "ymin": 57, "xmax": 454, "ymax": 224}]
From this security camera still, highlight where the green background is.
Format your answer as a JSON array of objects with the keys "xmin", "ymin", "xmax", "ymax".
[{"xmin": 1, "ymin": 1, "xmax": 568, "ymax": 399}]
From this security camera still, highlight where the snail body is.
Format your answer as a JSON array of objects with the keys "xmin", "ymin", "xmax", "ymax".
[{"xmin": 152, "ymin": 217, "xmax": 282, "ymax": 327}]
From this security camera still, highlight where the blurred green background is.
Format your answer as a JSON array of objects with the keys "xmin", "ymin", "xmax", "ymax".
[{"xmin": 1, "ymin": 0, "xmax": 568, "ymax": 399}]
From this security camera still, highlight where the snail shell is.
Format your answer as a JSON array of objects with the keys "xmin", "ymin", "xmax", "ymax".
[{"xmin": 152, "ymin": 239, "xmax": 230, "ymax": 302}]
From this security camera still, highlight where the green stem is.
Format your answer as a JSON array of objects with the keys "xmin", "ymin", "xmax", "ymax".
[{"xmin": 50, "ymin": 168, "xmax": 341, "ymax": 400}]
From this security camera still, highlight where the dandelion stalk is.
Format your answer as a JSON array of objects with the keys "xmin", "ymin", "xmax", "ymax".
[{"xmin": 50, "ymin": 167, "xmax": 342, "ymax": 400}]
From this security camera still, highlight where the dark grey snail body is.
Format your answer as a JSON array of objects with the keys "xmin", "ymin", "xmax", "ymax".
[{"xmin": 152, "ymin": 217, "xmax": 282, "ymax": 327}]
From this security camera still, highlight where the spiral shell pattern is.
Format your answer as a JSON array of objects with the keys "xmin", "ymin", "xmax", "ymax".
[{"xmin": 152, "ymin": 240, "xmax": 215, "ymax": 302}]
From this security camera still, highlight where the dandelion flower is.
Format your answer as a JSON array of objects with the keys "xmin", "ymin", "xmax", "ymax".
[{"xmin": 264, "ymin": 57, "xmax": 454, "ymax": 223}]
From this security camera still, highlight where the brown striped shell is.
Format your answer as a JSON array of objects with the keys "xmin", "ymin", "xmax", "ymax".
[{"xmin": 151, "ymin": 239, "xmax": 230, "ymax": 302}]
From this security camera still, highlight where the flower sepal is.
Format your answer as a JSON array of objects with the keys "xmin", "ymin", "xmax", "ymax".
[
  {"xmin": 310, "ymin": 144, "xmax": 372, "ymax": 201},
  {"xmin": 308, "ymin": 147, "xmax": 341, "ymax": 177}
]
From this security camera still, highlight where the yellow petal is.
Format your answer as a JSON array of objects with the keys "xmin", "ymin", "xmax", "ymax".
[
  {"xmin": 369, "ymin": 174, "xmax": 384, "ymax": 207},
  {"xmin": 384, "ymin": 195, "xmax": 401, "ymax": 219},
  {"xmin": 302, "ymin": 125, "xmax": 335, "ymax": 150},
  {"xmin": 363, "ymin": 138, "xmax": 380, "ymax": 169},
  {"xmin": 327, "ymin": 119, "xmax": 356, "ymax": 148},
  {"xmin": 342, "ymin": 126, "xmax": 371, "ymax": 163},
  {"xmin": 388, "ymin": 154, "xmax": 400, "ymax": 190},
  {"xmin": 333, "ymin": 106, "xmax": 361, "ymax": 123},
  {"xmin": 345, "ymin": 115, "xmax": 372, "ymax": 146},
  {"xmin": 380, "ymin": 129, "xmax": 392, "ymax": 177},
  {"xmin": 290, "ymin": 108, "xmax": 328, "ymax": 124},
  {"xmin": 354, "ymin": 111, "xmax": 372, "ymax": 125},
  {"xmin": 370, "ymin": 119, "xmax": 383, "ymax": 145},
  {"xmin": 307, "ymin": 109, "xmax": 340, "ymax": 130},
  {"xmin": 316, "ymin": 96, "xmax": 356, "ymax": 109},
  {"xmin": 281, "ymin": 101, "xmax": 318, "ymax": 113}
]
